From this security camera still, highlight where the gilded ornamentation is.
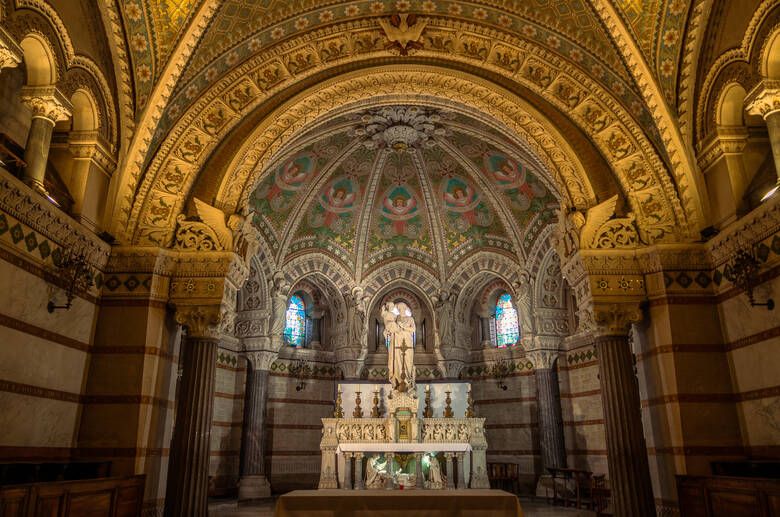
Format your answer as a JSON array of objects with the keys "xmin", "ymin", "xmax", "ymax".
[
  {"xmin": 20, "ymin": 86, "xmax": 73, "ymax": 122},
  {"xmin": 174, "ymin": 304, "xmax": 225, "ymax": 339},
  {"xmin": 590, "ymin": 302, "xmax": 642, "ymax": 336},
  {"xmin": 378, "ymin": 13, "xmax": 427, "ymax": 55},
  {"xmin": 745, "ymin": 81, "xmax": 780, "ymax": 118}
]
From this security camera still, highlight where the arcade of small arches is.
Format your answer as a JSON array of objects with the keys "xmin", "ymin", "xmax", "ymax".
[{"xmin": 1, "ymin": 2, "xmax": 780, "ymax": 517}]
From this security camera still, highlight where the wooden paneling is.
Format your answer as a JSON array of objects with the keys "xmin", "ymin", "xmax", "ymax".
[
  {"xmin": 677, "ymin": 475, "xmax": 780, "ymax": 517},
  {"xmin": 0, "ymin": 475, "xmax": 144, "ymax": 517}
]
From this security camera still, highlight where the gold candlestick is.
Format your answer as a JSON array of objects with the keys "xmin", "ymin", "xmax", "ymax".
[
  {"xmin": 443, "ymin": 387, "xmax": 454, "ymax": 418},
  {"xmin": 334, "ymin": 385, "xmax": 344, "ymax": 418},
  {"xmin": 371, "ymin": 385, "xmax": 381, "ymax": 418},
  {"xmin": 423, "ymin": 385, "xmax": 433, "ymax": 418},
  {"xmin": 465, "ymin": 384, "xmax": 475, "ymax": 418},
  {"xmin": 353, "ymin": 387, "xmax": 364, "ymax": 418}
]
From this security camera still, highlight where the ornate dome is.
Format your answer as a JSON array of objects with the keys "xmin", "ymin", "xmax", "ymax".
[{"xmin": 248, "ymin": 105, "xmax": 560, "ymax": 279}]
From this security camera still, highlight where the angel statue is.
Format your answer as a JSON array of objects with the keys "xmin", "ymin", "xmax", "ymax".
[
  {"xmin": 381, "ymin": 302, "xmax": 416, "ymax": 392},
  {"xmin": 513, "ymin": 272, "xmax": 534, "ymax": 335},
  {"xmin": 269, "ymin": 273, "xmax": 291, "ymax": 338},
  {"xmin": 433, "ymin": 289, "xmax": 455, "ymax": 347}
]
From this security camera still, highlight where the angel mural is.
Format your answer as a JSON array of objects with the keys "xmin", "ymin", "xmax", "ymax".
[
  {"xmin": 254, "ymin": 154, "xmax": 317, "ymax": 212},
  {"xmin": 439, "ymin": 176, "xmax": 492, "ymax": 232},
  {"xmin": 483, "ymin": 154, "xmax": 546, "ymax": 210},
  {"xmin": 378, "ymin": 185, "xmax": 421, "ymax": 238},
  {"xmin": 307, "ymin": 177, "xmax": 360, "ymax": 233}
]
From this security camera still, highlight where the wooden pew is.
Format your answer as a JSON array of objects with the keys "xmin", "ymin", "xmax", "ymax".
[{"xmin": 0, "ymin": 474, "xmax": 145, "ymax": 517}]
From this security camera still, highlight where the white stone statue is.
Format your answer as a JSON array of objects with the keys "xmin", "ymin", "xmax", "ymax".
[
  {"xmin": 270, "ymin": 273, "xmax": 291, "ymax": 337},
  {"xmin": 513, "ymin": 273, "xmax": 534, "ymax": 334},
  {"xmin": 427, "ymin": 454, "xmax": 445, "ymax": 488},
  {"xmin": 365, "ymin": 455, "xmax": 386, "ymax": 488},
  {"xmin": 348, "ymin": 287, "xmax": 369, "ymax": 347},
  {"xmin": 381, "ymin": 302, "xmax": 416, "ymax": 392},
  {"xmin": 433, "ymin": 289, "xmax": 455, "ymax": 347}
]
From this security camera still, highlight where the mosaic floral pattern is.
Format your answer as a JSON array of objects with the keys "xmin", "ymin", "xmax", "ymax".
[{"xmin": 495, "ymin": 293, "xmax": 519, "ymax": 347}]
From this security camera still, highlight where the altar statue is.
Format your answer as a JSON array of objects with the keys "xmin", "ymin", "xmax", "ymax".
[
  {"xmin": 381, "ymin": 302, "xmax": 416, "ymax": 392},
  {"xmin": 426, "ymin": 454, "xmax": 445, "ymax": 489},
  {"xmin": 365, "ymin": 455, "xmax": 386, "ymax": 489}
]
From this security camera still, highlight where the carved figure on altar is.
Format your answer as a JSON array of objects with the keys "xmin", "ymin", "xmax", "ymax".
[
  {"xmin": 381, "ymin": 302, "xmax": 416, "ymax": 392},
  {"xmin": 365, "ymin": 455, "xmax": 386, "ymax": 489},
  {"xmin": 426, "ymin": 454, "xmax": 445, "ymax": 489}
]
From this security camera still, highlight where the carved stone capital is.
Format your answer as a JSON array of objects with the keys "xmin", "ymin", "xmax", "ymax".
[
  {"xmin": 245, "ymin": 350, "xmax": 278, "ymax": 371},
  {"xmin": 590, "ymin": 302, "xmax": 642, "ymax": 338},
  {"xmin": 0, "ymin": 27, "xmax": 22, "ymax": 70},
  {"xmin": 20, "ymin": 86, "xmax": 73, "ymax": 123},
  {"xmin": 745, "ymin": 80, "xmax": 780, "ymax": 119},
  {"xmin": 175, "ymin": 304, "xmax": 225, "ymax": 340},
  {"xmin": 68, "ymin": 131, "xmax": 117, "ymax": 173},
  {"xmin": 527, "ymin": 350, "xmax": 559, "ymax": 370}
]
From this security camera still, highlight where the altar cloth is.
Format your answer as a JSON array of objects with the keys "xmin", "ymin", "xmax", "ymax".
[
  {"xmin": 337, "ymin": 442, "xmax": 472, "ymax": 453},
  {"xmin": 273, "ymin": 489, "xmax": 524, "ymax": 517}
]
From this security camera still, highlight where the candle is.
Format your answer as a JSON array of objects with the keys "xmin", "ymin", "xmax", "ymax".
[
  {"xmin": 356, "ymin": 385, "xmax": 360, "ymax": 392},
  {"xmin": 338, "ymin": 384, "xmax": 342, "ymax": 392},
  {"xmin": 374, "ymin": 385, "xmax": 379, "ymax": 393},
  {"xmin": 468, "ymin": 384, "xmax": 471, "ymax": 392},
  {"xmin": 447, "ymin": 384, "xmax": 451, "ymax": 392},
  {"xmin": 425, "ymin": 384, "xmax": 430, "ymax": 392}
]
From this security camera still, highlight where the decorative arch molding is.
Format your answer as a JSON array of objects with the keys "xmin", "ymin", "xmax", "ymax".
[
  {"xmin": 4, "ymin": 1, "xmax": 118, "ymax": 148},
  {"xmin": 696, "ymin": 1, "xmax": 780, "ymax": 145},
  {"xmin": 361, "ymin": 261, "xmax": 440, "ymax": 304},
  {"xmin": 380, "ymin": 288, "xmax": 422, "ymax": 318},
  {"xmin": 478, "ymin": 278, "xmax": 515, "ymax": 316},
  {"xmin": 238, "ymin": 259, "xmax": 268, "ymax": 312},
  {"xmin": 678, "ymin": 0, "xmax": 714, "ymax": 143},
  {"xmin": 366, "ymin": 279, "xmax": 434, "ymax": 325},
  {"xmin": 589, "ymin": 0, "xmax": 709, "ymax": 229},
  {"xmin": 117, "ymin": 19, "xmax": 695, "ymax": 247},
  {"xmin": 280, "ymin": 252, "xmax": 355, "ymax": 297},
  {"xmin": 525, "ymin": 224, "xmax": 556, "ymax": 277},
  {"xmin": 534, "ymin": 248, "xmax": 565, "ymax": 310},
  {"xmin": 449, "ymin": 250, "xmax": 520, "ymax": 297}
]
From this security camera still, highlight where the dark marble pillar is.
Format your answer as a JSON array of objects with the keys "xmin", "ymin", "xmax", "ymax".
[
  {"xmin": 479, "ymin": 316, "xmax": 492, "ymax": 347},
  {"xmin": 445, "ymin": 453, "xmax": 455, "ymax": 490},
  {"xmin": 164, "ymin": 334, "xmax": 218, "ymax": 517},
  {"xmin": 20, "ymin": 87, "xmax": 71, "ymax": 192},
  {"xmin": 596, "ymin": 333, "xmax": 655, "ymax": 517},
  {"xmin": 238, "ymin": 367, "xmax": 271, "ymax": 500},
  {"xmin": 535, "ymin": 367, "xmax": 567, "ymax": 470}
]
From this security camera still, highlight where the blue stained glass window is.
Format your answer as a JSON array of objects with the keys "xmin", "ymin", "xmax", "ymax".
[
  {"xmin": 495, "ymin": 293, "xmax": 519, "ymax": 348},
  {"xmin": 284, "ymin": 295, "xmax": 306, "ymax": 348}
]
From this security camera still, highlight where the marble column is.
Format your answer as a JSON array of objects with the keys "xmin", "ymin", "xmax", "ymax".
[
  {"xmin": 444, "ymin": 453, "xmax": 455, "ymax": 490},
  {"xmin": 343, "ymin": 452, "xmax": 353, "ymax": 489},
  {"xmin": 385, "ymin": 454, "xmax": 394, "ymax": 490},
  {"xmin": 479, "ymin": 315, "xmax": 492, "ymax": 348},
  {"xmin": 354, "ymin": 453, "xmax": 364, "ymax": 490},
  {"xmin": 415, "ymin": 453, "xmax": 424, "ymax": 489},
  {"xmin": 529, "ymin": 350, "xmax": 567, "ymax": 471},
  {"xmin": 310, "ymin": 315, "xmax": 322, "ymax": 348},
  {"xmin": 746, "ymin": 82, "xmax": 780, "ymax": 187},
  {"xmin": 592, "ymin": 304, "xmax": 654, "ymax": 517},
  {"xmin": 238, "ymin": 350, "xmax": 274, "ymax": 501},
  {"xmin": 19, "ymin": 86, "xmax": 72, "ymax": 192},
  {"xmin": 455, "ymin": 453, "xmax": 466, "ymax": 489},
  {"xmin": 164, "ymin": 321, "xmax": 220, "ymax": 517}
]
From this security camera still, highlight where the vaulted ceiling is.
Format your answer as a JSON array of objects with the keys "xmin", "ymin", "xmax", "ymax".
[{"xmin": 247, "ymin": 105, "xmax": 563, "ymax": 280}]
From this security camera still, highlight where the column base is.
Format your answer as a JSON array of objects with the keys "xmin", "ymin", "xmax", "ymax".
[{"xmin": 238, "ymin": 475, "xmax": 272, "ymax": 501}]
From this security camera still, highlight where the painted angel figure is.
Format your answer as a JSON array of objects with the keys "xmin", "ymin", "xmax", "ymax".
[{"xmin": 381, "ymin": 302, "xmax": 416, "ymax": 392}]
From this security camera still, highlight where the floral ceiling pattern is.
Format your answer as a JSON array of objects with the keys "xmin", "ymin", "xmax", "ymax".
[{"xmin": 248, "ymin": 106, "xmax": 559, "ymax": 279}]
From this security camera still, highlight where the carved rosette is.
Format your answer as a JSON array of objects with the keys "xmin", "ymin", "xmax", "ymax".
[
  {"xmin": 745, "ymin": 82, "xmax": 780, "ymax": 119},
  {"xmin": 175, "ymin": 304, "xmax": 225, "ymax": 340},
  {"xmin": 20, "ymin": 86, "xmax": 73, "ymax": 123}
]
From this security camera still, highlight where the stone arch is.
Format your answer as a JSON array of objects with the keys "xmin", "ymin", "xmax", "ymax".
[
  {"xmin": 361, "ymin": 261, "xmax": 440, "ymax": 303},
  {"xmin": 19, "ymin": 33, "xmax": 56, "ymax": 85},
  {"xmin": 534, "ymin": 249, "xmax": 565, "ymax": 311},
  {"xmin": 4, "ymin": 3, "xmax": 118, "ymax": 147},
  {"xmin": 449, "ymin": 251, "xmax": 520, "ymax": 298},
  {"xmin": 70, "ymin": 89, "xmax": 98, "ymax": 131},
  {"xmin": 365, "ymin": 278, "xmax": 435, "ymax": 353},
  {"xmin": 118, "ymin": 19, "xmax": 699, "ymax": 246},
  {"xmin": 716, "ymin": 83, "xmax": 748, "ymax": 126},
  {"xmin": 238, "ymin": 257, "xmax": 269, "ymax": 312},
  {"xmin": 761, "ymin": 24, "xmax": 780, "ymax": 79},
  {"xmin": 280, "ymin": 255, "xmax": 350, "ymax": 330}
]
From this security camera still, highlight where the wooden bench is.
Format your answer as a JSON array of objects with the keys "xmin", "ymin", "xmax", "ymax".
[{"xmin": 0, "ymin": 474, "xmax": 145, "ymax": 517}]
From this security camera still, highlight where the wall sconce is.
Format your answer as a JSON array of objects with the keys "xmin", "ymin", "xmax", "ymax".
[
  {"xmin": 289, "ymin": 359, "xmax": 313, "ymax": 391},
  {"xmin": 730, "ymin": 245, "xmax": 774, "ymax": 310},
  {"xmin": 47, "ymin": 250, "xmax": 93, "ymax": 313},
  {"xmin": 490, "ymin": 358, "xmax": 510, "ymax": 391}
]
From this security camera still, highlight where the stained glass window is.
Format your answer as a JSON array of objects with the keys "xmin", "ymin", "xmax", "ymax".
[
  {"xmin": 495, "ymin": 293, "xmax": 519, "ymax": 348},
  {"xmin": 284, "ymin": 295, "xmax": 306, "ymax": 348}
]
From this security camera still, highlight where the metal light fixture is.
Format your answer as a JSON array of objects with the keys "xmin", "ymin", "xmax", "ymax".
[
  {"xmin": 490, "ymin": 358, "xmax": 510, "ymax": 391},
  {"xmin": 289, "ymin": 359, "xmax": 313, "ymax": 391},
  {"xmin": 730, "ymin": 244, "xmax": 774, "ymax": 310},
  {"xmin": 47, "ymin": 250, "xmax": 93, "ymax": 312}
]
